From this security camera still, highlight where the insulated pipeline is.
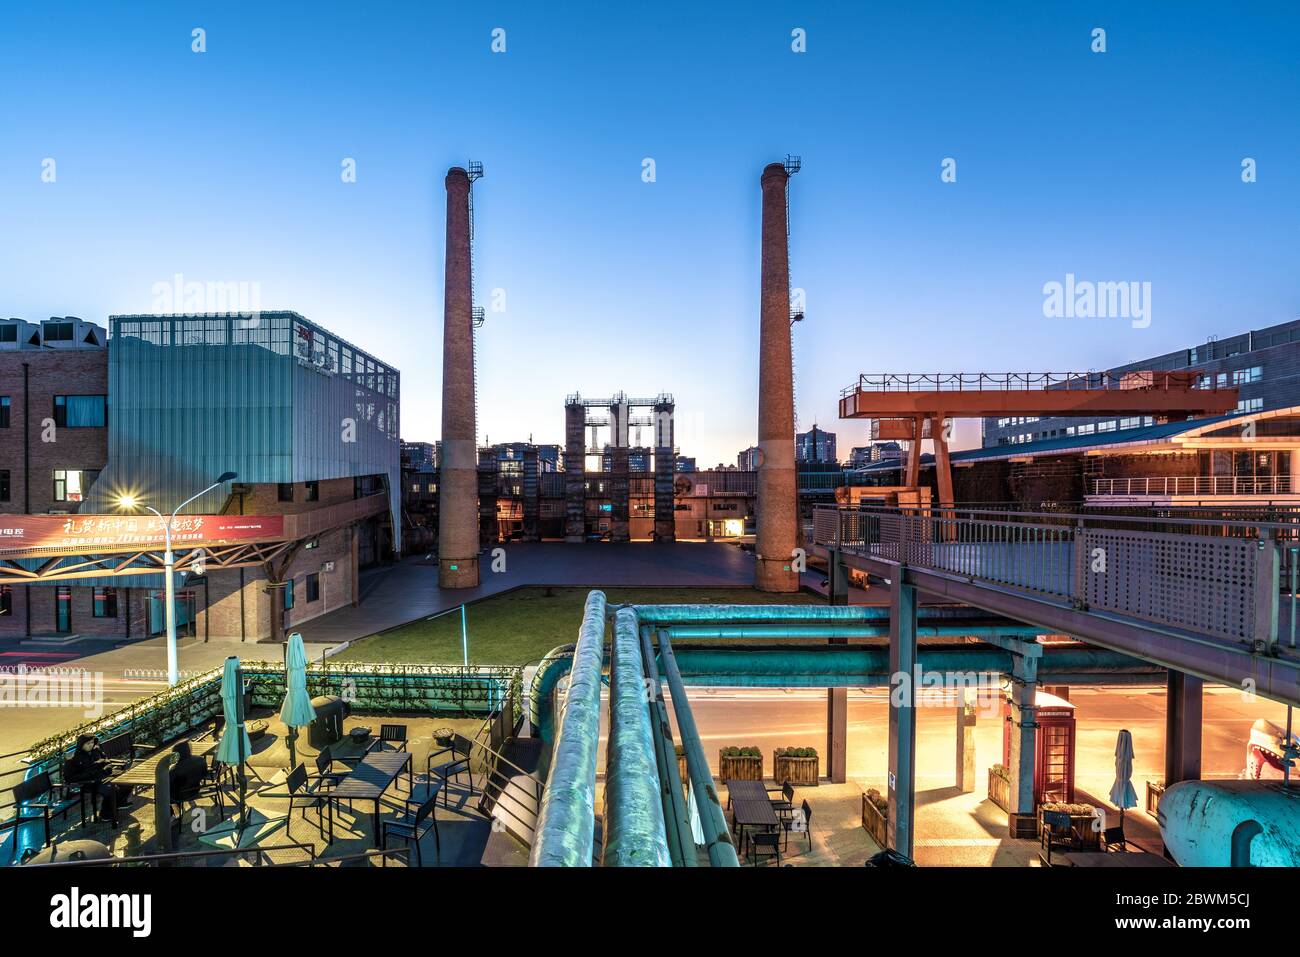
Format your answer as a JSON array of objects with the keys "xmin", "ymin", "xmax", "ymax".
[
  {"xmin": 601, "ymin": 608, "xmax": 671, "ymax": 866},
  {"xmin": 531, "ymin": 590, "xmax": 606, "ymax": 866}
]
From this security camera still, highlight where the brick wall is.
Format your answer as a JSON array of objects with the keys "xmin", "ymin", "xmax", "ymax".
[{"xmin": 0, "ymin": 349, "xmax": 108, "ymax": 514}]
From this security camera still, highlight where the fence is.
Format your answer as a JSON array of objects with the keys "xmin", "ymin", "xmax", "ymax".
[{"xmin": 812, "ymin": 504, "xmax": 1279, "ymax": 646}]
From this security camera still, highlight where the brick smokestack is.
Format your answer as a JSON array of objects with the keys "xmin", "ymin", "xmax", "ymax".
[
  {"xmin": 438, "ymin": 166, "xmax": 480, "ymax": 588},
  {"xmin": 754, "ymin": 162, "xmax": 798, "ymax": 592}
]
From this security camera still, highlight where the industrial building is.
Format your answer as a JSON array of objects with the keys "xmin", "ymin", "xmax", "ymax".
[
  {"xmin": 981, "ymin": 318, "xmax": 1300, "ymax": 447},
  {"xmin": 0, "ymin": 311, "xmax": 399, "ymax": 645}
]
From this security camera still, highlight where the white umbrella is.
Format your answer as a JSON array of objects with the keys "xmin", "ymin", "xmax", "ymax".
[
  {"xmin": 1109, "ymin": 729, "xmax": 1138, "ymax": 827},
  {"xmin": 686, "ymin": 780, "xmax": 705, "ymax": 846}
]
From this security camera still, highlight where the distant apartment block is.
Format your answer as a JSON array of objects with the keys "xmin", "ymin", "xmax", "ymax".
[
  {"xmin": 982, "ymin": 318, "xmax": 1300, "ymax": 447},
  {"xmin": 796, "ymin": 426, "xmax": 837, "ymax": 464}
]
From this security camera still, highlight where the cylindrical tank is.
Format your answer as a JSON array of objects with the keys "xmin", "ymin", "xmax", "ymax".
[{"xmin": 1159, "ymin": 779, "xmax": 1300, "ymax": 866}]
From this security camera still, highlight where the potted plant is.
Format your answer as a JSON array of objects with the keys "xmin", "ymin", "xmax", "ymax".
[
  {"xmin": 861, "ymin": 788, "xmax": 888, "ymax": 848},
  {"xmin": 433, "ymin": 726, "xmax": 455, "ymax": 747},
  {"xmin": 773, "ymin": 746, "xmax": 819, "ymax": 786},
  {"xmin": 718, "ymin": 745, "xmax": 763, "ymax": 781},
  {"xmin": 987, "ymin": 763, "xmax": 1011, "ymax": 812}
]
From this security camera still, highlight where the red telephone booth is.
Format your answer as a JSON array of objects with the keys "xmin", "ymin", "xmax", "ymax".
[{"xmin": 1002, "ymin": 690, "xmax": 1076, "ymax": 807}]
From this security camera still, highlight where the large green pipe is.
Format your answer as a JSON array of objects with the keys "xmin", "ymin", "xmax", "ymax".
[
  {"xmin": 662, "ymin": 623, "xmax": 1046, "ymax": 640},
  {"xmin": 531, "ymin": 590, "xmax": 607, "ymax": 866},
  {"xmin": 640, "ymin": 623, "xmax": 696, "ymax": 866},
  {"xmin": 669, "ymin": 646, "xmax": 1161, "ymax": 687},
  {"xmin": 632, "ymin": 604, "xmax": 889, "ymax": 624},
  {"xmin": 602, "ymin": 608, "xmax": 671, "ymax": 866},
  {"xmin": 529, "ymin": 643, "xmax": 576, "ymax": 742},
  {"xmin": 657, "ymin": 630, "xmax": 740, "ymax": 867}
]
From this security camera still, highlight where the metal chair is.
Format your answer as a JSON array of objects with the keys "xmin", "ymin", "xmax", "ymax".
[
  {"xmin": 748, "ymin": 828, "xmax": 782, "ymax": 866},
  {"xmin": 1102, "ymin": 823, "xmax": 1127, "ymax": 852},
  {"xmin": 381, "ymin": 792, "xmax": 441, "ymax": 866},
  {"xmin": 370, "ymin": 724, "xmax": 408, "ymax": 753},
  {"xmin": 264, "ymin": 764, "xmax": 331, "ymax": 841},
  {"xmin": 99, "ymin": 733, "xmax": 137, "ymax": 770},
  {"xmin": 427, "ymin": 733, "xmax": 476, "ymax": 808},
  {"xmin": 1040, "ymin": 809, "xmax": 1074, "ymax": 865},
  {"xmin": 782, "ymin": 798, "xmax": 813, "ymax": 852},
  {"xmin": 769, "ymin": 782, "xmax": 795, "ymax": 822},
  {"xmin": 9, "ymin": 772, "xmax": 77, "ymax": 853}
]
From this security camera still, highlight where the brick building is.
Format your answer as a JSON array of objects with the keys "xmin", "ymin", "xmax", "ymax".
[{"xmin": 0, "ymin": 312, "xmax": 399, "ymax": 646}]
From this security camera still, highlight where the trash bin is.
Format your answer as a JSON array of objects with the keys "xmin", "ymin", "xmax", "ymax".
[{"xmin": 308, "ymin": 695, "xmax": 346, "ymax": 748}]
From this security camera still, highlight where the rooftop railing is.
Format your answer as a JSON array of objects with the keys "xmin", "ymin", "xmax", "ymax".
[{"xmin": 840, "ymin": 371, "xmax": 1223, "ymax": 397}]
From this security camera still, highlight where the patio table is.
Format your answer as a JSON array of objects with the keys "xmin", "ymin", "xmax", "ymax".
[
  {"xmin": 108, "ymin": 737, "xmax": 219, "ymax": 788},
  {"xmin": 325, "ymin": 750, "xmax": 413, "ymax": 843},
  {"xmin": 723, "ymin": 778, "xmax": 768, "ymax": 808},
  {"xmin": 731, "ymin": 797, "xmax": 779, "ymax": 854}
]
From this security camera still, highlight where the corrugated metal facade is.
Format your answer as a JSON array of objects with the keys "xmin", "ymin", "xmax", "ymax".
[{"xmin": 83, "ymin": 312, "xmax": 400, "ymax": 547}]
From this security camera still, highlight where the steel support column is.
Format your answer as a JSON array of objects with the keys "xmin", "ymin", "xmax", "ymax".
[
  {"xmin": 1165, "ymin": 670, "xmax": 1204, "ymax": 786},
  {"xmin": 826, "ymin": 688, "xmax": 848, "ymax": 784},
  {"xmin": 1006, "ymin": 654, "xmax": 1039, "ymax": 837},
  {"xmin": 887, "ymin": 575, "xmax": 918, "ymax": 857},
  {"xmin": 956, "ymin": 685, "xmax": 976, "ymax": 793}
]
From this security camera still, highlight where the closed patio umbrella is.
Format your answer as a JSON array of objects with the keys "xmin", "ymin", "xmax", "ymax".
[
  {"xmin": 1109, "ymin": 728, "xmax": 1138, "ymax": 828},
  {"xmin": 217, "ymin": 656, "xmax": 253, "ymax": 831},
  {"xmin": 279, "ymin": 633, "xmax": 315, "ymax": 770}
]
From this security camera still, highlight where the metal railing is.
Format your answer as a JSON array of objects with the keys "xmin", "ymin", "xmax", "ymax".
[
  {"xmin": 1090, "ymin": 475, "xmax": 1293, "ymax": 497},
  {"xmin": 840, "ymin": 371, "xmax": 1221, "ymax": 397},
  {"xmin": 18, "ymin": 840, "xmax": 318, "ymax": 867},
  {"xmin": 812, "ymin": 504, "xmax": 1279, "ymax": 647}
]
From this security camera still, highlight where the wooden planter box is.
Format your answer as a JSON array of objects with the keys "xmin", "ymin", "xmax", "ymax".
[
  {"xmin": 1037, "ymin": 806, "xmax": 1101, "ymax": 850},
  {"xmin": 861, "ymin": 793, "xmax": 888, "ymax": 849},
  {"xmin": 988, "ymin": 767, "xmax": 1011, "ymax": 812},
  {"xmin": 1145, "ymin": 780, "xmax": 1164, "ymax": 819},
  {"xmin": 718, "ymin": 752, "xmax": 763, "ymax": 782},
  {"xmin": 773, "ymin": 753, "xmax": 819, "ymax": 786}
]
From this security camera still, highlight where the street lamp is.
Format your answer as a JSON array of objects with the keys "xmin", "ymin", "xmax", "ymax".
[{"xmin": 118, "ymin": 471, "xmax": 237, "ymax": 686}]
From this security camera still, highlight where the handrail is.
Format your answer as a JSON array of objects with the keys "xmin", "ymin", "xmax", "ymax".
[
  {"xmin": 1090, "ymin": 475, "xmax": 1293, "ymax": 497},
  {"xmin": 821, "ymin": 502, "xmax": 1297, "ymax": 535},
  {"xmin": 20, "ymin": 839, "xmax": 318, "ymax": 867},
  {"xmin": 841, "ymin": 370, "xmax": 1221, "ymax": 397}
]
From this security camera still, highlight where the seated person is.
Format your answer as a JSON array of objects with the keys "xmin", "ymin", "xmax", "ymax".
[
  {"xmin": 168, "ymin": 741, "xmax": 210, "ymax": 803},
  {"xmin": 65, "ymin": 733, "xmax": 128, "ymax": 824}
]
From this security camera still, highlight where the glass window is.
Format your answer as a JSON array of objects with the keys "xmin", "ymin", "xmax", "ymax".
[
  {"xmin": 0, "ymin": 396, "xmax": 9, "ymax": 428},
  {"xmin": 53, "ymin": 469, "xmax": 97, "ymax": 502},
  {"xmin": 277, "ymin": 483, "xmax": 294, "ymax": 502},
  {"xmin": 306, "ymin": 573, "xmax": 320, "ymax": 603},
  {"xmin": 53, "ymin": 395, "xmax": 107, "ymax": 428},
  {"xmin": 305, "ymin": 481, "xmax": 319, "ymax": 502},
  {"xmin": 284, "ymin": 580, "xmax": 295, "ymax": 610},
  {"xmin": 0, "ymin": 470, "xmax": 8, "ymax": 502},
  {"xmin": 93, "ymin": 587, "xmax": 118, "ymax": 618},
  {"xmin": 55, "ymin": 586, "xmax": 72, "ymax": 633}
]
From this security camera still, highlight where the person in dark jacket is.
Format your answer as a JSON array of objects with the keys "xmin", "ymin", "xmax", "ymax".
[
  {"xmin": 64, "ymin": 733, "xmax": 120, "ymax": 824},
  {"xmin": 168, "ymin": 741, "xmax": 209, "ymax": 806}
]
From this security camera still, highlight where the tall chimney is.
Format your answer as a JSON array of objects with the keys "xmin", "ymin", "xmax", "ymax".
[
  {"xmin": 754, "ymin": 162, "xmax": 798, "ymax": 592},
  {"xmin": 438, "ymin": 166, "xmax": 480, "ymax": 588}
]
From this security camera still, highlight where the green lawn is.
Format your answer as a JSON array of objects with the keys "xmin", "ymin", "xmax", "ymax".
[{"xmin": 334, "ymin": 586, "xmax": 821, "ymax": 667}]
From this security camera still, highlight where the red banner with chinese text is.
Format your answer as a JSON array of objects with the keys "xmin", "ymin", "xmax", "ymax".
[{"xmin": 0, "ymin": 514, "xmax": 285, "ymax": 552}]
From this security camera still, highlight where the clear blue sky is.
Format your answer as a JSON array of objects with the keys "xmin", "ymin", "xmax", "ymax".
[{"xmin": 1, "ymin": 1, "xmax": 1296, "ymax": 464}]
